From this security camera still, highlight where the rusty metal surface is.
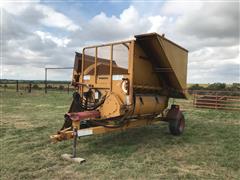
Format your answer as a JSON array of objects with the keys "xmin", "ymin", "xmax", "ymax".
[
  {"xmin": 67, "ymin": 111, "xmax": 100, "ymax": 121},
  {"xmin": 193, "ymin": 91, "xmax": 240, "ymax": 111}
]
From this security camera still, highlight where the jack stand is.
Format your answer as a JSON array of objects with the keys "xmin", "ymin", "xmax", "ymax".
[{"xmin": 61, "ymin": 128, "xmax": 86, "ymax": 163}]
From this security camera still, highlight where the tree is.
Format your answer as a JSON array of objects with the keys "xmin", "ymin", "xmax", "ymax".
[
  {"xmin": 59, "ymin": 85, "xmax": 65, "ymax": 90},
  {"xmin": 207, "ymin": 83, "xmax": 226, "ymax": 90},
  {"xmin": 32, "ymin": 84, "xmax": 39, "ymax": 89},
  {"xmin": 188, "ymin": 84, "xmax": 205, "ymax": 90}
]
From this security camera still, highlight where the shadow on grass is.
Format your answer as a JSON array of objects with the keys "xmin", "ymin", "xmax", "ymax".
[{"xmin": 79, "ymin": 121, "xmax": 203, "ymax": 158}]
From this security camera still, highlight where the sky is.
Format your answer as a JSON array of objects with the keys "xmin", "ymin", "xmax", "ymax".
[{"xmin": 0, "ymin": 0, "xmax": 239, "ymax": 83}]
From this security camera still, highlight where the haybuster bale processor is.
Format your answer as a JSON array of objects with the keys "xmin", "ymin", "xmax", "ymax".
[{"xmin": 51, "ymin": 33, "xmax": 188, "ymax": 162}]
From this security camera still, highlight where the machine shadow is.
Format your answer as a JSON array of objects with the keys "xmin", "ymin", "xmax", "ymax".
[{"xmin": 83, "ymin": 123, "xmax": 189, "ymax": 157}]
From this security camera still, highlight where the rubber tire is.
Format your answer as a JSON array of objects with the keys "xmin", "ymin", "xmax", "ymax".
[{"xmin": 168, "ymin": 111, "xmax": 185, "ymax": 136}]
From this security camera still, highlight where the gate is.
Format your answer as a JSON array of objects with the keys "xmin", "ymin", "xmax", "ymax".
[{"xmin": 193, "ymin": 90, "xmax": 240, "ymax": 111}]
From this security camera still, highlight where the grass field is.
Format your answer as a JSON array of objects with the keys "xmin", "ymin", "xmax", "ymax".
[{"xmin": 1, "ymin": 91, "xmax": 240, "ymax": 179}]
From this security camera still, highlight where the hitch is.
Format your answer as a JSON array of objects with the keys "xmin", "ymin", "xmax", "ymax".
[
  {"xmin": 51, "ymin": 110, "xmax": 100, "ymax": 163},
  {"xmin": 61, "ymin": 128, "xmax": 86, "ymax": 164}
]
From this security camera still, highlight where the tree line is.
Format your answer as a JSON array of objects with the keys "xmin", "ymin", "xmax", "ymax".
[{"xmin": 188, "ymin": 83, "xmax": 240, "ymax": 91}]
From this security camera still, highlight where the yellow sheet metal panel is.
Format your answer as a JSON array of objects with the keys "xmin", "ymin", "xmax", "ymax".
[
  {"xmin": 134, "ymin": 95, "xmax": 168, "ymax": 115},
  {"xmin": 158, "ymin": 36, "xmax": 188, "ymax": 90},
  {"xmin": 135, "ymin": 33, "xmax": 188, "ymax": 98},
  {"xmin": 133, "ymin": 43, "xmax": 162, "ymax": 88}
]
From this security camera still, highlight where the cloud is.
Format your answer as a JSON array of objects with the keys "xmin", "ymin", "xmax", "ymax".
[
  {"xmin": 188, "ymin": 60, "xmax": 239, "ymax": 83},
  {"xmin": 175, "ymin": 2, "xmax": 239, "ymax": 40},
  {"xmin": 161, "ymin": 1, "xmax": 203, "ymax": 16},
  {"xmin": 190, "ymin": 45, "xmax": 239, "ymax": 62},
  {"xmin": 1, "ymin": 1, "xmax": 239, "ymax": 83},
  {"xmin": 148, "ymin": 15, "xmax": 168, "ymax": 33},
  {"xmin": 35, "ymin": 31, "xmax": 71, "ymax": 47},
  {"xmin": 2, "ymin": 2, "xmax": 80, "ymax": 31},
  {"xmin": 70, "ymin": 5, "xmax": 150, "ymax": 44},
  {"xmin": 35, "ymin": 4, "xmax": 80, "ymax": 31}
]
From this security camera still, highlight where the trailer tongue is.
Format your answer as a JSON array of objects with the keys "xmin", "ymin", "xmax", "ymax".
[{"xmin": 50, "ymin": 33, "xmax": 188, "ymax": 163}]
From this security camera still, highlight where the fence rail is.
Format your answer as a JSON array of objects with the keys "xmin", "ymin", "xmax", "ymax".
[
  {"xmin": 193, "ymin": 90, "xmax": 240, "ymax": 111},
  {"xmin": 0, "ymin": 80, "xmax": 74, "ymax": 94}
]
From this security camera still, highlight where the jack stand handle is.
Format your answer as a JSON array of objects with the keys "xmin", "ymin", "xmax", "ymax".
[{"xmin": 72, "ymin": 128, "xmax": 77, "ymax": 158}]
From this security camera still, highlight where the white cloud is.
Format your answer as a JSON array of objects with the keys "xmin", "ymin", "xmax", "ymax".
[
  {"xmin": 190, "ymin": 45, "xmax": 239, "ymax": 63},
  {"xmin": 35, "ymin": 31, "xmax": 71, "ymax": 47},
  {"xmin": 72, "ymin": 5, "xmax": 150, "ymax": 44},
  {"xmin": 1, "ymin": 1, "xmax": 239, "ymax": 83},
  {"xmin": 174, "ymin": 1, "xmax": 239, "ymax": 39},
  {"xmin": 2, "ymin": 2, "xmax": 80, "ymax": 31},
  {"xmin": 119, "ymin": 5, "xmax": 139, "ymax": 26},
  {"xmin": 161, "ymin": 1, "xmax": 203, "ymax": 16},
  {"xmin": 36, "ymin": 5, "xmax": 80, "ymax": 31},
  {"xmin": 148, "ymin": 15, "xmax": 167, "ymax": 33}
]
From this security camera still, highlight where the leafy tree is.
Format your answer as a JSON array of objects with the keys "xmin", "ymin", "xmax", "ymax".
[
  {"xmin": 47, "ymin": 85, "xmax": 53, "ymax": 89},
  {"xmin": 32, "ymin": 84, "xmax": 39, "ymax": 89},
  {"xmin": 188, "ymin": 84, "xmax": 205, "ymax": 90},
  {"xmin": 207, "ymin": 83, "xmax": 226, "ymax": 90},
  {"xmin": 59, "ymin": 85, "xmax": 65, "ymax": 90},
  {"xmin": 229, "ymin": 83, "xmax": 240, "ymax": 91}
]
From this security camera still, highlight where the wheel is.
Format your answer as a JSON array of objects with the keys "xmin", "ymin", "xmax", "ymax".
[{"xmin": 166, "ymin": 108, "xmax": 185, "ymax": 136}]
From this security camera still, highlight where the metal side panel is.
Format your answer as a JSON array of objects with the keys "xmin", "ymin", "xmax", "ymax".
[{"xmin": 135, "ymin": 33, "xmax": 188, "ymax": 98}]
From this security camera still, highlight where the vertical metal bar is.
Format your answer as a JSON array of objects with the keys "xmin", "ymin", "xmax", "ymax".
[
  {"xmin": 28, "ymin": 82, "xmax": 32, "ymax": 93},
  {"xmin": 128, "ymin": 41, "xmax": 135, "ymax": 105},
  {"xmin": 80, "ymin": 49, "xmax": 85, "ymax": 95},
  {"xmin": 216, "ymin": 94, "xmax": 218, "ymax": 109},
  {"xmin": 45, "ymin": 68, "xmax": 47, "ymax": 94},
  {"xmin": 193, "ymin": 92, "xmax": 195, "ymax": 107},
  {"xmin": 81, "ymin": 49, "xmax": 85, "ymax": 83},
  {"xmin": 72, "ymin": 128, "xmax": 77, "ymax": 158},
  {"xmin": 67, "ymin": 83, "xmax": 70, "ymax": 94},
  {"xmin": 109, "ymin": 45, "xmax": 113, "ymax": 91},
  {"xmin": 94, "ymin": 47, "xmax": 98, "ymax": 84},
  {"xmin": 16, "ymin": 80, "xmax": 19, "ymax": 92}
]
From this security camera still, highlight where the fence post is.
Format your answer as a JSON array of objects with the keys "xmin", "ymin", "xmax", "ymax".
[
  {"xmin": 28, "ymin": 83, "xmax": 32, "ymax": 93},
  {"xmin": 45, "ymin": 68, "xmax": 47, "ymax": 94},
  {"xmin": 16, "ymin": 80, "xmax": 19, "ymax": 92},
  {"xmin": 215, "ymin": 94, "xmax": 218, "ymax": 109},
  {"xmin": 4, "ymin": 84, "xmax": 6, "ymax": 92},
  {"xmin": 193, "ymin": 92, "xmax": 195, "ymax": 107},
  {"xmin": 67, "ymin": 84, "xmax": 70, "ymax": 94}
]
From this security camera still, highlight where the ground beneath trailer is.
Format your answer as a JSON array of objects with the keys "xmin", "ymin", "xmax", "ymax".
[{"xmin": 1, "ymin": 91, "xmax": 240, "ymax": 179}]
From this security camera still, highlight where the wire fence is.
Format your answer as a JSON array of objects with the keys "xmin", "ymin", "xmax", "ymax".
[
  {"xmin": 0, "ymin": 80, "xmax": 75, "ymax": 94},
  {"xmin": 1, "ymin": 81, "xmax": 239, "ymax": 111}
]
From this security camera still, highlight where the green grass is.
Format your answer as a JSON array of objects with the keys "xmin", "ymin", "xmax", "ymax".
[{"xmin": 1, "ymin": 91, "xmax": 240, "ymax": 179}]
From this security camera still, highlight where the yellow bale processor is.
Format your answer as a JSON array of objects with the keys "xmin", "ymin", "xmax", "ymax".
[{"xmin": 51, "ymin": 33, "xmax": 188, "ymax": 163}]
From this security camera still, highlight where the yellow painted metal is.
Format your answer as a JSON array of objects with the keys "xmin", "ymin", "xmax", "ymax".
[
  {"xmin": 50, "ymin": 130, "xmax": 73, "ymax": 142},
  {"xmin": 51, "ymin": 33, "xmax": 188, "ymax": 144},
  {"xmin": 99, "ymin": 92, "xmax": 124, "ymax": 118},
  {"xmin": 134, "ymin": 96, "xmax": 168, "ymax": 115},
  {"xmin": 158, "ymin": 36, "xmax": 188, "ymax": 91},
  {"xmin": 94, "ymin": 47, "xmax": 97, "ymax": 84},
  {"xmin": 50, "ymin": 117, "xmax": 161, "ymax": 142},
  {"xmin": 90, "ymin": 118, "xmax": 160, "ymax": 134},
  {"xmin": 64, "ymin": 33, "xmax": 189, "ymax": 123},
  {"xmin": 135, "ymin": 33, "xmax": 188, "ymax": 98},
  {"xmin": 110, "ymin": 44, "xmax": 113, "ymax": 91},
  {"xmin": 71, "ymin": 32, "xmax": 188, "ymax": 120},
  {"xmin": 132, "ymin": 43, "xmax": 163, "ymax": 91}
]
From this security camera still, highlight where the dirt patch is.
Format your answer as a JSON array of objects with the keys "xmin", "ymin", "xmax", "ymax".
[{"xmin": 14, "ymin": 121, "xmax": 33, "ymax": 129}]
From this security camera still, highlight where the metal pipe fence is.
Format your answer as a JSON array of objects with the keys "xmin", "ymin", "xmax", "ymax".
[
  {"xmin": 192, "ymin": 90, "xmax": 240, "ymax": 111},
  {"xmin": 0, "ymin": 80, "xmax": 74, "ymax": 94}
]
